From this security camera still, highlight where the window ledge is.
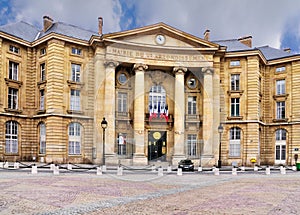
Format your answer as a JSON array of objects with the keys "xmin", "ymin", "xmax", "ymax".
[
  {"xmin": 227, "ymin": 116, "xmax": 243, "ymax": 120},
  {"xmin": 37, "ymin": 110, "xmax": 46, "ymax": 114},
  {"xmin": 5, "ymin": 78, "xmax": 23, "ymax": 87},
  {"xmin": 227, "ymin": 90, "xmax": 244, "ymax": 95},
  {"xmin": 67, "ymin": 110, "xmax": 83, "ymax": 114},
  {"xmin": 273, "ymin": 118, "xmax": 288, "ymax": 123},
  {"xmin": 4, "ymin": 108, "xmax": 22, "ymax": 114},
  {"xmin": 273, "ymin": 94, "xmax": 289, "ymax": 100},
  {"xmin": 37, "ymin": 80, "xmax": 47, "ymax": 86},
  {"xmin": 67, "ymin": 80, "xmax": 84, "ymax": 88}
]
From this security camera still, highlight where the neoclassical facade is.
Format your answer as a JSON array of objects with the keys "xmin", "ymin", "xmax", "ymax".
[{"xmin": 0, "ymin": 16, "xmax": 300, "ymax": 166}]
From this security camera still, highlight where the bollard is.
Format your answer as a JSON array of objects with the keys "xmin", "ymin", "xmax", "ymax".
[
  {"xmin": 292, "ymin": 165, "xmax": 297, "ymax": 171},
  {"xmin": 280, "ymin": 166, "xmax": 286, "ymax": 175},
  {"xmin": 50, "ymin": 163, "xmax": 55, "ymax": 170},
  {"xmin": 254, "ymin": 166, "xmax": 259, "ymax": 171},
  {"xmin": 31, "ymin": 165, "xmax": 38, "ymax": 174},
  {"xmin": 53, "ymin": 165, "xmax": 59, "ymax": 175},
  {"xmin": 214, "ymin": 168, "xmax": 220, "ymax": 176},
  {"xmin": 240, "ymin": 166, "xmax": 245, "ymax": 172},
  {"xmin": 117, "ymin": 166, "xmax": 123, "ymax": 176},
  {"xmin": 198, "ymin": 166, "xmax": 203, "ymax": 172},
  {"xmin": 266, "ymin": 166, "xmax": 270, "ymax": 175},
  {"xmin": 0, "ymin": 162, "xmax": 3, "ymax": 168},
  {"xmin": 4, "ymin": 162, "xmax": 8, "ymax": 169},
  {"xmin": 151, "ymin": 165, "xmax": 156, "ymax": 172},
  {"xmin": 14, "ymin": 162, "xmax": 19, "ymax": 169},
  {"xmin": 96, "ymin": 167, "xmax": 102, "ymax": 175},
  {"xmin": 167, "ymin": 165, "xmax": 172, "ymax": 173},
  {"xmin": 158, "ymin": 167, "xmax": 163, "ymax": 176},
  {"xmin": 177, "ymin": 168, "xmax": 182, "ymax": 176},
  {"xmin": 102, "ymin": 165, "xmax": 107, "ymax": 172},
  {"xmin": 67, "ymin": 163, "xmax": 72, "ymax": 170},
  {"xmin": 232, "ymin": 167, "xmax": 237, "ymax": 175}
]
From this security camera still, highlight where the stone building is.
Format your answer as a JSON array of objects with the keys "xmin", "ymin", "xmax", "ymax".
[{"xmin": 0, "ymin": 16, "xmax": 299, "ymax": 166}]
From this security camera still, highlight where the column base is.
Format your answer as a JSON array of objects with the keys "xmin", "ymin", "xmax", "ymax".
[{"xmin": 133, "ymin": 154, "xmax": 148, "ymax": 166}]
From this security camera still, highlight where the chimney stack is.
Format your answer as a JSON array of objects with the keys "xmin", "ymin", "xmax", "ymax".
[
  {"xmin": 203, "ymin": 29, "xmax": 210, "ymax": 41},
  {"xmin": 238, "ymin": 36, "xmax": 252, "ymax": 48},
  {"xmin": 98, "ymin": 17, "xmax": 103, "ymax": 35},
  {"xmin": 43, "ymin": 15, "xmax": 53, "ymax": 32},
  {"xmin": 283, "ymin": 48, "xmax": 291, "ymax": 53}
]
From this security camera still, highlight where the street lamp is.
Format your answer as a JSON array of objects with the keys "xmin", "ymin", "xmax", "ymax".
[
  {"xmin": 101, "ymin": 117, "xmax": 108, "ymax": 165},
  {"xmin": 218, "ymin": 124, "xmax": 224, "ymax": 168}
]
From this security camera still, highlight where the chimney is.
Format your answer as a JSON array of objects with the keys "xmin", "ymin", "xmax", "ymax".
[
  {"xmin": 283, "ymin": 48, "xmax": 291, "ymax": 53},
  {"xmin": 43, "ymin": 15, "xmax": 53, "ymax": 32},
  {"xmin": 238, "ymin": 36, "xmax": 252, "ymax": 48},
  {"xmin": 203, "ymin": 29, "xmax": 210, "ymax": 41},
  {"xmin": 98, "ymin": 17, "xmax": 103, "ymax": 35}
]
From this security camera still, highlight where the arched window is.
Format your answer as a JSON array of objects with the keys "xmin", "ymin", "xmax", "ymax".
[
  {"xmin": 39, "ymin": 123, "xmax": 46, "ymax": 154},
  {"xmin": 5, "ymin": 121, "xmax": 18, "ymax": 153},
  {"xmin": 68, "ymin": 122, "xmax": 81, "ymax": 155},
  {"xmin": 148, "ymin": 85, "xmax": 168, "ymax": 121},
  {"xmin": 229, "ymin": 127, "xmax": 241, "ymax": 157},
  {"xmin": 275, "ymin": 129, "xmax": 286, "ymax": 164}
]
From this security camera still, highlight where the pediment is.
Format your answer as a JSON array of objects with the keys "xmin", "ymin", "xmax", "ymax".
[{"xmin": 103, "ymin": 23, "xmax": 219, "ymax": 50}]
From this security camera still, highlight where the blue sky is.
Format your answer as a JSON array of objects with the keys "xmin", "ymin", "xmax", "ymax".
[{"xmin": 1, "ymin": 0, "xmax": 300, "ymax": 52}]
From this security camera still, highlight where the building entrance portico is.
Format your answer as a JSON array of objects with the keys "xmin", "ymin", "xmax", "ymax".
[{"xmin": 148, "ymin": 131, "xmax": 167, "ymax": 161}]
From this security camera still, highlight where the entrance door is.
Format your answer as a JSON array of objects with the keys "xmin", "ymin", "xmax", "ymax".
[{"xmin": 148, "ymin": 131, "xmax": 167, "ymax": 161}]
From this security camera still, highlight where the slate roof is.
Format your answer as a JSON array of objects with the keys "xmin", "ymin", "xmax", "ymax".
[
  {"xmin": 256, "ymin": 45, "xmax": 295, "ymax": 60},
  {"xmin": 213, "ymin": 39, "xmax": 252, "ymax": 52}
]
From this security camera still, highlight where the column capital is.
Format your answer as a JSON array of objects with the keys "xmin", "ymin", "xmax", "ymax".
[
  {"xmin": 133, "ymin": 63, "xmax": 148, "ymax": 71},
  {"xmin": 104, "ymin": 61, "xmax": 119, "ymax": 68},
  {"xmin": 202, "ymin": 67, "xmax": 214, "ymax": 75},
  {"xmin": 173, "ymin": 67, "xmax": 187, "ymax": 74}
]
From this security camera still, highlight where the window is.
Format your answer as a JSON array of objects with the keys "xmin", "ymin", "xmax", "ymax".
[
  {"xmin": 71, "ymin": 47, "xmax": 82, "ymax": 55},
  {"xmin": 276, "ymin": 66, "xmax": 286, "ymax": 72},
  {"xmin": 40, "ymin": 90, "xmax": 45, "ymax": 110},
  {"xmin": 276, "ymin": 101, "xmax": 285, "ymax": 119},
  {"xmin": 276, "ymin": 80, "xmax": 285, "ymax": 95},
  {"xmin": 9, "ymin": 45, "xmax": 20, "ymax": 54},
  {"xmin": 118, "ymin": 133, "xmax": 127, "ymax": 155},
  {"xmin": 149, "ymin": 85, "xmax": 167, "ymax": 120},
  {"xmin": 230, "ymin": 60, "xmax": 240, "ymax": 67},
  {"xmin": 188, "ymin": 96, "xmax": 197, "ymax": 115},
  {"xmin": 231, "ymin": 98, "xmax": 240, "ymax": 117},
  {"xmin": 40, "ymin": 48, "xmax": 46, "ymax": 55},
  {"xmin": 5, "ymin": 121, "xmax": 18, "ymax": 153},
  {"xmin": 71, "ymin": 64, "xmax": 81, "ymax": 82},
  {"xmin": 70, "ymin": 89, "xmax": 80, "ymax": 111},
  {"xmin": 117, "ymin": 92, "xmax": 127, "ymax": 113},
  {"xmin": 40, "ymin": 63, "xmax": 46, "ymax": 81},
  {"xmin": 231, "ymin": 74, "xmax": 240, "ymax": 91},
  {"xmin": 9, "ymin": 61, "xmax": 19, "ymax": 81},
  {"xmin": 8, "ymin": 88, "xmax": 18, "ymax": 109},
  {"xmin": 39, "ymin": 123, "xmax": 46, "ymax": 154},
  {"xmin": 187, "ymin": 134, "xmax": 197, "ymax": 157},
  {"xmin": 275, "ymin": 129, "xmax": 286, "ymax": 163},
  {"xmin": 68, "ymin": 123, "xmax": 81, "ymax": 155},
  {"xmin": 229, "ymin": 127, "xmax": 241, "ymax": 157}
]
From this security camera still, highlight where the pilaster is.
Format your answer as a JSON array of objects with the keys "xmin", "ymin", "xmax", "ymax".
[{"xmin": 172, "ymin": 67, "xmax": 187, "ymax": 165}]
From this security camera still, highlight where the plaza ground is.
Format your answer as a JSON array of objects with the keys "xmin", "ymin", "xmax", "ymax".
[{"xmin": 0, "ymin": 166, "xmax": 299, "ymax": 215}]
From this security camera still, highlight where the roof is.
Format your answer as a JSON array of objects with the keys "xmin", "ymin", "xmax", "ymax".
[
  {"xmin": 256, "ymin": 45, "xmax": 295, "ymax": 60},
  {"xmin": 213, "ymin": 39, "xmax": 252, "ymax": 52},
  {"xmin": 0, "ymin": 21, "xmax": 40, "ymax": 42}
]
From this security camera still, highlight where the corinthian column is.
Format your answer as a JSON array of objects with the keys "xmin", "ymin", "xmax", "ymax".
[
  {"xmin": 172, "ymin": 67, "xmax": 187, "ymax": 165},
  {"xmin": 202, "ymin": 67, "xmax": 214, "ymax": 159},
  {"xmin": 133, "ymin": 63, "xmax": 148, "ymax": 165},
  {"xmin": 103, "ymin": 61, "xmax": 119, "ymax": 162}
]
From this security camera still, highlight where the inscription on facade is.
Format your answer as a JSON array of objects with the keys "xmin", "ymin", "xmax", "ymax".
[{"xmin": 107, "ymin": 47, "xmax": 212, "ymax": 62}]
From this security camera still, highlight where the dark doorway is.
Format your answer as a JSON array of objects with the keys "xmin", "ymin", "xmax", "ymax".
[{"xmin": 148, "ymin": 131, "xmax": 167, "ymax": 161}]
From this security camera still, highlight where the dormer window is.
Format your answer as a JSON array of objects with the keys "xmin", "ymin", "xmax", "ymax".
[
  {"xmin": 276, "ymin": 66, "xmax": 286, "ymax": 72},
  {"xmin": 40, "ymin": 48, "xmax": 46, "ymax": 55},
  {"xmin": 9, "ymin": 45, "xmax": 20, "ymax": 54},
  {"xmin": 71, "ymin": 47, "xmax": 82, "ymax": 55},
  {"xmin": 230, "ymin": 60, "xmax": 240, "ymax": 67}
]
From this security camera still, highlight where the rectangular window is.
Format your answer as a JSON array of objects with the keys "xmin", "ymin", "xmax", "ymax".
[
  {"xmin": 276, "ymin": 80, "xmax": 285, "ymax": 95},
  {"xmin": 231, "ymin": 98, "xmax": 240, "ymax": 117},
  {"xmin": 187, "ymin": 134, "xmax": 197, "ymax": 156},
  {"xmin": 230, "ymin": 60, "xmax": 240, "ymax": 67},
  {"xmin": 229, "ymin": 128, "xmax": 241, "ymax": 157},
  {"xmin": 40, "ymin": 63, "xmax": 46, "ymax": 81},
  {"xmin": 39, "ymin": 124, "xmax": 46, "ymax": 154},
  {"xmin": 231, "ymin": 74, "xmax": 240, "ymax": 91},
  {"xmin": 40, "ymin": 90, "xmax": 45, "ymax": 110},
  {"xmin": 276, "ymin": 66, "xmax": 286, "ymax": 72},
  {"xmin": 118, "ymin": 92, "xmax": 127, "ymax": 113},
  {"xmin": 9, "ymin": 61, "xmax": 19, "ymax": 81},
  {"xmin": 5, "ymin": 121, "xmax": 18, "ymax": 153},
  {"xmin": 8, "ymin": 88, "xmax": 18, "ymax": 109},
  {"xmin": 71, "ymin": 47, "xmax": 82, "ymax": 55},
  {"xmin": 70, "ymin": 89, "xmax": 80, "ymax": 111},
  {"xmin": 71, "ymin": 64, "xmax": 81, "ymax": 82},
  {"xmin": 9, "ymin": 45, "xmax": 20, "ymax": 54},
  {"xmin": 188, "ymin": 96, "xmax": 197, "ymax": 115},
  {"xmin": 40, "ymin": 48, "xmax": 46, "ymax": 55},
  {"xmin": 276, "ymin": 101, "xmax": 285, "ymax": 119},
  {"xmin": 118, "ymin": 133, "xmax": 127, "ymax": 155}
]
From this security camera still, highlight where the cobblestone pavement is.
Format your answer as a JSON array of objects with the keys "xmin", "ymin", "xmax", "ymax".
[{"xmin": 0, "ymin": 168, "xmax": 299, "ymax": 215}]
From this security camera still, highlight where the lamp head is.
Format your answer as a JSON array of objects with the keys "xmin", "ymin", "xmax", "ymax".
[{"xmin": 101, "ymin": 117, "xmax": 108, "ymax": 129}]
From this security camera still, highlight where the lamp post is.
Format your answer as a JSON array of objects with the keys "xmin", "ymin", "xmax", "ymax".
[
  {"xmin": 218, "ymin": 124, "xmax": 224, "ymax": 168},
  {"xmin": 101, "ymin": 117, "xmax": 108, "ymax": 165}
]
